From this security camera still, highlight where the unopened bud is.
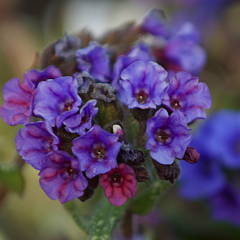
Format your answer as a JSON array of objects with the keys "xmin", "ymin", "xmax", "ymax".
[
  {"xmin": 153, "ymin": 161, "xmax": 180, "ymax": 184},
  {"xmin": 113, "ymin": 124, "xmax": 124, "ymax": 137},
  {"xmin": 133, "ymin": 166, "xmax": 149, "ymax": 182},
  {"xmin": 182, "ymin": 147, "xmax": 200, "ymax": 164}
]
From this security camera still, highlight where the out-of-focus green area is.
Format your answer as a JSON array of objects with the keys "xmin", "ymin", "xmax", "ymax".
[{"xmin": 0, "ymin": 0, "xmax": 240, "ymax": 239}]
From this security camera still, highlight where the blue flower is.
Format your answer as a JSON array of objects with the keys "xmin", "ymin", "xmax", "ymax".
[
  {"xmin": 117, "ymin": 60, "xmax": 168, "ymax": 109},
  {"xmin": 146, "ymin": 108, "xmax": 191, "ymax": 164}
]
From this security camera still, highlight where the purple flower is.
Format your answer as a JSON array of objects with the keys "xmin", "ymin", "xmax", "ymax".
[
  {"xmin": 206, "ymin": 111, "xmax": 240, "ymax": 168},
  {"xmin": 141, "ymin": 9, "xmax": 170, "ymax": 38},
  {"xmin": 162, "ymin": 71, "xmax": 211, "ymax": 123},
  {"xmin": 72, "ymin": 125, "xmax": 121, "ymax": 178},
  {"xmin": 76, "ymin": 42, "xmax": 110, "ymax": 82},
  {"xmin": 39, "ymin": 151, "xmax": 88, "ymax": 203},
  {"xmin": 25, "ymin": 66, "xmax": 62, "ymax": 88},
  {"xmin": 64, "ymin": 99, "xmax": 98, "ymax": 135},
  {"xmin": 117, "ymin": 60, "xmax": 168, "ymax": 109},
  {"xmin": 16, "ymin": 121, "xmax": 59, "ymax": 170},
  {"xmin": 210, "ymin": 185, "xmax": 240, "ymax": 225},
  {"xmin": 112, "ymin": 43, "xmax": 153, "ymax": 89},
  {"xmin": 0, "ymin": 77, "xmax": 34, "ymax": 125},
  {"xmin": 146, "ymin": 108, "xmax": 191, "ymax": 164},
  {"xmin": 164, "ymin": 39, "xmax": 206, "ymax": 74},
  {"xmin": 180, "ymin": 155, "xmax": 225, "ymax": 199},
  {"xmin": 0, "ymin": 66, "xmax": 62, "ymax": 126},
  {"xmin": 34, "ymin": 76, "xmax": 82, "ymax": 127},
  {"xmin": 55, "ymin": 34, "xmax": 81, "ymax": 59}
]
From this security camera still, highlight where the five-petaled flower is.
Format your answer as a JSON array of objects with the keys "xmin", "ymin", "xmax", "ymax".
[
  {"xmin": 100, "ymin": 163, "xmax": 137, "ymax": 206},
  {"xmin": 146, "ymin": 108, "xmax": 191, "ymax": 164},
  {"xmin": 39, "ymin": 151, "xmax": 88, "ymax": 203},
  {"xmin": 72, "ymin": 125, "xmax": 121, "ymax": 178}
]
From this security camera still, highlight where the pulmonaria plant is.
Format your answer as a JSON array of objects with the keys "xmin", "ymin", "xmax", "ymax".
[{"xmin": 0, "ymin": 8, "xmax": 211, "ymax": 216}]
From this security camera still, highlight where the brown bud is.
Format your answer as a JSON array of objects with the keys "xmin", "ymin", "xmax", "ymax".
[
  {"xmin": 133, "ymin": 166, "xmax": 149, "ymax": 182},
  {"xmin": 182, "ymin": 147, "xmax": 200, "ymax": 164},
  {"xmin": 153, "ymin": 161, "xmax": 180, "ymax": 184}
]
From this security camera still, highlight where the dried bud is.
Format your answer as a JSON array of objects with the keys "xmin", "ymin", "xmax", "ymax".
[
  {"xmin": 153, "ymin": 161, "xmax": 180, "ymax": 184},
  {"xmin": 118, "ymin": 143, "xmax": 145, "ymax": 166},
  {"xmin": 133, "ymin": 166, "xmax": 149, "ymax": 182},
  {"xmin": 79, "ymin": 176, "xmax": 99, "ymax": 202},
  {"xmin": 182, "ymin": 147, "xmax": 200, "ymax": 164},
  {"xmin": 90, "ymin": 83, "xmax": 116, "ymax": 103}
]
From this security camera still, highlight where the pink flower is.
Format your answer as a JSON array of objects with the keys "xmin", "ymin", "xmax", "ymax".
[{"xmin": 100, "ymin": 163, "xmax": 137, "ymax": 206}]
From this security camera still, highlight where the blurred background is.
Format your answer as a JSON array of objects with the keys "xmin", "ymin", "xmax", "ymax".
[{"xmin": 0, "ymin": 0, "xmax": 240, "ymax": 239}]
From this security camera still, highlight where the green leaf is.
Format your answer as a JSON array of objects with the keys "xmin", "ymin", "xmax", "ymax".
[
  {"xmin": 0, "ymin": 163, "xmax": 25, "ymax": 195},
  {"xmin": 64, "ymin": 200, "xmax": 90, "ymax": 234},
  {"xmin": 130, "ymin": 180, "xmax": 171, "ymax": 215},
  {"xmin": 87, "ymin": 197, "xmax": 127, "ymax": 240}
]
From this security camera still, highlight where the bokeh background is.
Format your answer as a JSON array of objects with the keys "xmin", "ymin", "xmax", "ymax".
[{"xmin": 0, "ymin": 0, "xmax": 240, "ymax": 239}]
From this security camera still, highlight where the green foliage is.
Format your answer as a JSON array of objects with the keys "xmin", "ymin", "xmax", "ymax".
[{"xmin": 0, "ymin": 163, "xmax": 25, "ymax": 195}]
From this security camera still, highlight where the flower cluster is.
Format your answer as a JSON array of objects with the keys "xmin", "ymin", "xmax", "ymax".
[
  {"xmin": 0, "ymin": 9, "xmax": 211, "ymax": 206},
  {"xmin": 180, "ymin": 110, "xmax": 240, "ymax": 225}
]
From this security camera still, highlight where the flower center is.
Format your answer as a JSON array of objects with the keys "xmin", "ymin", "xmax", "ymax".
[
  {"xmin": 63, "ymin": 101, "xmax": 73, "ymax": 111},
  {"xmin": 171, "ymin": 98, "xmax": 181, "ymax": 110},
  {"xmin": 62, "ymin": 166, "xmax": 78, "ymax": 180},
  {"xmin": 155, "ymin": 129, "xmax": 171, "ymax": 143},
  {"xmin": 136, "ymin": 90, "xmax": 148, "ymax": 104},
  {"xmin": 92, "ymin": 145, "xmax": 106, "ymax": 159},
  {"xmin": 110, "ymin": 172, "xmax": 123, "ymax": 186}
]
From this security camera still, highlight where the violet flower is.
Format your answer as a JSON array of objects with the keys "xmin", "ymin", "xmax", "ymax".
[
  {"xmin": 146, "ymin": 108, "xmax": 191, "ymax": 164},
  {"xmin": 117, "ymin": 60, "xmax": 168, "ymax": 109},
  {"xmin": 100, "ymin": 163, "xmax": 137, "ymax": 206},
  {"xmin": 76, "ymin": 42, "xmax": 110, "ymax": 82},
  {"xmin": 162, "ymin": 71, "xmax": 211, "ymax": 123},
  {"xmin": 112, "ymin": 43, "xmax": 153, "ymax": 89},
  {"xmin": 34, "ymin": 76, "xmax": 82, "ymax": 127},
  {"xmin": 64, "ymin": 99, "xmax": 98, "ymax": 135},
  {"xmin": 16, "ymin": 121, "xmax": 59, "ymax": 170},
  {"xmin": 39, "ymin": 151, "xmax": 88, "ymax": 203},
  {"xmin": 72, "ymin": 125, "xmax": 121, "ymax": 178}
]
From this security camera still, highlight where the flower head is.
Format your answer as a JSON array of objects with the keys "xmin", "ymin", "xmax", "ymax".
[
  {"xmin": 39, "ymin": 151, "xmax": 88, "ymax": 203},
  {"xmin": 162, "ymin": 71, "xmax": 211, "ymax": 123},
  {"xmin": 72, "ymin": 125, "xmax": 121, "ymax": 178},
  {"xmin": 117, "ymin": 60, "xmax": 168, "ymax": 109},
  {"xmin": 0, "ymin": 77, "xmax": 34, "ymax": 125},
  {"xmin": 34, "ymin": 76, "xmax": 82, "ymax": 127},
  {"xmin": 100, "ymin": 163, "xmax": 137, "ymax": 206},
  {"xmin": 16, "ymin": 121, "xmax": 59, "ymax": 170},
  {"xmin": 76, "ymin": 42, "xmax": 110, "ymax": 82},
  {"xmin": 64, "ymin": 99, "xmax": 98, "ymax": 135},
  {"xmin": 146, "ymin": 108, "xmax": 191, "ymax": 164}
]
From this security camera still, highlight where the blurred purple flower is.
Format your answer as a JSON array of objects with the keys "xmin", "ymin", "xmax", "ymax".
[
  {"xmin": 141, "ymin": 9, "xmax": 170, "ymax": 38},
  {"xmin": 16, "ymin": 121, "xmax": 59, "ymax": 170},
  {"xmin": 72, "ymin": 125, "xmax": 121, "ymax": 178},
  {"xmin": 117, "ymin": 60, "xmax": 168, "ymax": 109},
  {"xmin": 34, "ymin": 76, "xmax": 82, "ymax": 127},
  {"xmin": 162, "ymin": 71, "xmax": 211, "ymax": 123},
  {"xmin": 0, "ymin": 77, "xmax": 34, "ymax": 125},
  {"xmin": 25, "ymin": 66, "xmax": 62, "ymax": 88},
  {"xmin": 206, "ymin": 111, "xmax": 240, "ymax": 168},
  {"xmin": 112, "ymin": 43, "xmax": 153, "ymax": 89},
  {"xmin": 100, "ymin": 163, "xmax": 137, "ymax": 206},
  {"xmin": 64, "ymin": 99, "xmax": 98, "ymax": 135},
  {"xmin": 76, "ymin": 42, "xmax": 110, "ymax": 82},
  {"xmin": 55, "ymin": 34, "xmax": 81, "ymax": 59},
  {"xmin": 146, "ymin": 108, "xmax": 191, "ymax": 164},
  {"xmin": 39, "ymin": 151, "xmax": 88, "ymax": 203},
  {"xmin": 210, "ymin": 185, "xmax": 240, "ymax": 225}
]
